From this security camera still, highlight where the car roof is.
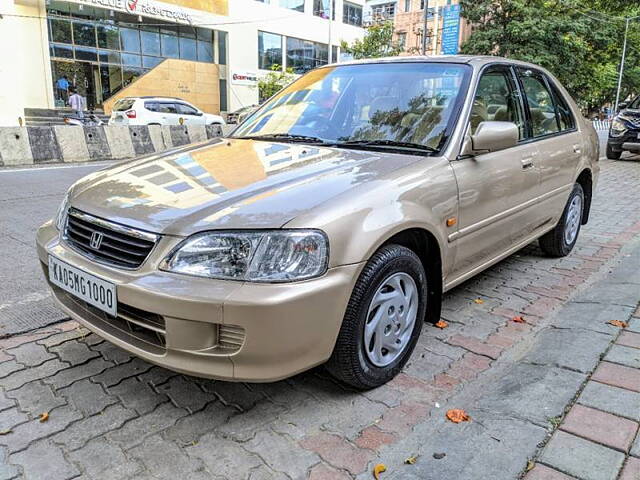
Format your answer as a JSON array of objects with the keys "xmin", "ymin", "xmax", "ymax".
[
  {"xmin": 328, "ymin": 55, "xmax": 545, "ymax": 71},
  {"xmin": 121, "ymin": 96, "xmax": 188, "ymax": 102}
]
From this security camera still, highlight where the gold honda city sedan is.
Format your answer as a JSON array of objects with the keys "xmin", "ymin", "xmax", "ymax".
[{"xmin": 37, "ymin": 57, "xmax": 599, "ymax": 389}]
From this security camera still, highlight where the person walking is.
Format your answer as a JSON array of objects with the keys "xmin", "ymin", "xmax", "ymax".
[
  {"xmin": 68, "ymin": 87, "xmax": 86, "ymax": 119},
  {"xmin": 56, "ymin": 75, "xmax": 69, "ymax": 103}
]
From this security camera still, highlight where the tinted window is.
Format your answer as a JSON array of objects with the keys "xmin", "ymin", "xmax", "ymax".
[
  {"xmin": 177, "ymin": 103, "xmax": 198, "ymax": 115},
  {"xmin": 286, "ymin": 37, "xmax": 328, "ymax": 74},
  {"xmin": 49, "ymin": 18, "xmax": 72, "ymax": 44},
  {"xmin": 120, "ymin": 28, "xmax": 141, "ymax": 53},
  {"xmin": 343, "ymin": 1, "xmax": 363, "ymax": 26},
  {"xmin": 113, "ymin": 98, "xmax": 136, "ymax": 111},
  {"xmin": 141, "ymin": 29, "xmax": 161, "ymax": 56},
  {"xmin": 548, "ymin": 81, "xmax": 575, "ymax": 131},
  {"xmin": 72, "ymin": 21, "xmax": 96, "ymax": 47},
  {"xmin": 217, "ymin": 31, "xmax": 227, "ymax": 65},
  {"xmin": 158, "ymin": 103, "xmax": 178, "ymax": 114},
  {"xmin": 145, "ymin": 102, "xmax": 158, "ymax": 112},
  {"xmin": 473, "ymin": 68, "xmax": 525, "ymax": 139},
  {"xmin": 518, "ymin": 68, "xmax": 560, "ymax": 137},
  {"xmin": 97, "ymin": 24, "xmax": 119, "ymax": 50}
]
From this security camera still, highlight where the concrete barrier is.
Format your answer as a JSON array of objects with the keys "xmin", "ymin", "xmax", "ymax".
[{"xmin": 0, "ymin": 124, "xmax": 223, "ymax": 167}]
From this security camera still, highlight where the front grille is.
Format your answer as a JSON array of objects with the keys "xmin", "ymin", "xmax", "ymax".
[{"xmin": 64, "ymin": 208, "xmax": 158, "ymax": 269}]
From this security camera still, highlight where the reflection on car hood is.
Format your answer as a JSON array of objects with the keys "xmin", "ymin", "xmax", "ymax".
[{"xmin": 70, "ymin": 138, "xmax": 422, "ymax": 236}]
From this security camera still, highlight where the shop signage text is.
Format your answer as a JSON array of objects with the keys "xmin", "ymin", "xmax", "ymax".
[
  {"xmin": 232, "ymin": 71, "xmax": 258, "ymax": 86},
  {"xmin": 73, "ymin": 0, "xmax": 193, "ymax": 24}
]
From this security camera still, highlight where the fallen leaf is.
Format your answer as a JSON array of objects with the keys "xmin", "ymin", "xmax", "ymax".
[
  {"xmin": 526, "ymin": 460, "xmax": 535, "ymax": 472},
  {"xmin": 607, "ymin": 320, "xmax": 628, "ymax": 328},
  {"xmin": 434, "ymin": 320, "xmax": 448, "ymax": 329},
  {"xmin": 473, "ymin": 298, "xmax": 484, "ymax": 304},
  {"xmin": 373, "ymin": 463, "xmax": 387, "ymax": 479},
  {"xmin": 0, "ymin": 429, "xmax": 11, "ymax": 435},
  {"xmin": 405, "ymin": 455, "xmax": 418, "ymax": 465},
  {"xmin": 39, "ymin": 412, "xmax": 49, "ymax": 423},
  {"xmin": 511, "ymin": 316, "xmax": 526, "ymax": 323},
  {"xmin": 446, "ymin": 409, "xmax": 470, "ymax": 423}
]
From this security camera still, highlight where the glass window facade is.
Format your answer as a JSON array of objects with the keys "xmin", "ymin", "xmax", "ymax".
[
  {"xmin": 258, "ymin": 31, "xmax": 282, "ymax": 70},
  {"xmin": 343, "ymin": 1, "xmax": 363, "ymax": 26},
  {"xmin": 281, "ymin": 0, "xmax": 305, "ymax": 12},
  {"xmin": 286, "ymin": 37, "xmax": 328, "ymax": 74},
  {"xmin": 313, "ymin": 0, "xmax": 335, "ymax": 19},
  {"xmin": 47, "ymin": 5, "xmax": 221, "ymax": 108}
]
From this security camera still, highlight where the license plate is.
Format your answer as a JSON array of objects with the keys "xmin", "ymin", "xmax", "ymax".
[{"xmin": 48, "ymin": 255, "xmax": 117, "ymax": 316}]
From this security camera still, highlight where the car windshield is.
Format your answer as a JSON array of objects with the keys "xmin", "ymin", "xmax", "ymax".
[
  {"xmin": 113, "ymin": 99, "xmax": 136, "ymax": 111},
  {"xmin": 626, "ymin": 96, "xmax": 640, "ymax": 110},
  {"xmin": 232, "ymin": 62, "xmax": 471, "ymax": 153}
]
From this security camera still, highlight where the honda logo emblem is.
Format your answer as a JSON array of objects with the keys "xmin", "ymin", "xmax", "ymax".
[{"xmin": 90, "ymin": 232, "xmax": 103, "ymax": 250}]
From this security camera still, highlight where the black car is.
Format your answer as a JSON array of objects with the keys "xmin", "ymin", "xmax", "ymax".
[{"xmin": 607, "ymin": 96, "xmax": 640, "ymax": 159}]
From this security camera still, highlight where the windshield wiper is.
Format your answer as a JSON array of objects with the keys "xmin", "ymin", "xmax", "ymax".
[
  {"xmin": 233, "ymin": 133, "xmax": 328, "ymax": 144},
  {"xmin": 335, "ymin": 139, "xmax": 438, "ymax": 154}
]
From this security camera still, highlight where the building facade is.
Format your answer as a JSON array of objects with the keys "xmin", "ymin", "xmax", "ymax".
[
  {"xmin": 0, "ymin": 0, "xmax": 365, "ymax": 126},
  {"xmin": 364, "ymin": 0, "xmax": 470, "ymax": 56}
]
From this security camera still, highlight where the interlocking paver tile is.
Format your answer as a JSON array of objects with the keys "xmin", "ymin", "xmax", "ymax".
[
  {"xmin": 6, "ymin": 342, "xmax": 54, "ymax": 367},
  {"xmin": 2, "ymin": 359, "xmax": 68, "ymax": 391},
  {"xmin": 89, "ymin": 341, "xmax": 132, "ymax": 364},
  {"xmin": 130, "ymin": 435, "xmax": 210, "ymax": 479},
  {"xmin": 10, "ymin": 440, "xmax": 79, "ymax": 480},
  {"xmin": 52, "ymin": 403, "xmax": 137, "ymax": 450},
  {"xmin": 107, "ymin": 402, "xmax": 187, "ymax": 448},
  {"xmin": 0, "ymin": 408, "xmax": 29, "ymax": 434},
  {"xmin": 107, "ymin": 376, "xmax": 168, "ymax": 415},
  {"xmin": 246, "ymin": 429, "xmax": 321, "ymax": 479},
  {"xmin": 300, "ymin": 432, "xmax": 371, "ymax": 476},
  {"xmin": 68, "ymin": 437, "xmax": 142, "ymax": 479},
  {"xmin": 308, "ymin": 463, "xmax": 352, "ymax": 480},
  {"xmin": 200, "ymin": 380, "xmax": 265, "ymax": 412},
  {"xmin": 57, "ymin": 378, "xmax": 117, "ymax": 416},
  {"xmin": 540, "ymin": 431, "xmax": 625, "ymax": 480},
  {"xmin": 525, "ymin": 464, "xmax": 575, "ymax": 479},
  {"xmin": 50, "ymin": 341, "xmax": 99, "ymax": 366},
  {"xmin": 37, "ymin": 328, "xmax": 89, "ymax": 348},
  {"xmin": 619, "ymin": 456, "xmax": 640, "ymax": 480},
  {"xmin": 136, "ymin": 366, "xmax": 179, "ymax": 387},
  {"xmin": 163, "ymin": 401, "xmax": 235, "ymax": 446},
  {"xmin": 560, "ymin": 404, "xmax": 638, "ymax": 452},
  {"xmin": 605, "ymin": 344, "xmax": 640, "ymax": 369},
  {"xmin": 91, "ymin": 357, "xmax": 152, "ymax": 388},
  {"xmin": 3, "ymin": 405, "xmax": 83, "ymax": 453},
  {"xmin": 43, "ymin": 357, "xmax": 113, "ymax": 390},
  {"xmin": 578, "ymin": 381, "xmax": 640, "ymax": 422},
  {"xmin": 631, "ymin": 434, "xmax": 640, "ymax": 458},
  {"xmin": 618, "ymin": 331, "xmax": 640, "ymax": 349},
  {"xmin": 0, "ymin": 447, "xmax": 20, "ymax": 480},
  {"xmin": 592, "ymin": 362, "xmax": 640, "ymax": 393},
  {"xmin": 5, "ymin": 381, "xmax": 65, "ymax": 415},
  {"xmin": 0, "ymin": 361, "xmax": 25, "ymax": 380},
  {"xmin": 156, "ymin": 376, "xmax": 212, "ymax": 413},
  {"xmin": 187, "ymin": 433, "xmax": 263, "ymax": 479}
]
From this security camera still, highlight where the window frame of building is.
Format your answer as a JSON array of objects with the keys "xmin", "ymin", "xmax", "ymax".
[
  {"xmin": 258, "ymin": 31, "xmax": 283, "ymax": 71},
  {"xmin": 342, "ymin": 1, "xmax": 363, "ymax": 26},
  {"xmin": 285, "ymin": 36, "xmax": 329, "ymax": 74},
  {"xmin": 404, "ymin": 0, "xmax": 411, "ymax": 12}
]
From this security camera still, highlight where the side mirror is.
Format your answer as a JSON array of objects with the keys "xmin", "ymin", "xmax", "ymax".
[
  {"xmin": 618, "ymin": 102, "xmax": 628, "ymax": 111},
  {"xmin": 196, "ymin": 111, "xmax": 204, "ymax": 116},
  {"xmin": 463, "ymin": 121, "xmax": 519, "ymax": 155}
]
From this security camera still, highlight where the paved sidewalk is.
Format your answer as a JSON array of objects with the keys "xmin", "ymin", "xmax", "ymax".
[
  {"xmin": 526, "ymin": 317, "xmax": 640, "ymax": 480},
  {"xmin": 0, "ymin": 157, "xmax": 639, "ymax": 480}
]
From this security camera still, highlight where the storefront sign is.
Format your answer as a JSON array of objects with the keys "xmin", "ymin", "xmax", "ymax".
[
  {"xmin": 441, "ymin": 4, "xmax": 461, "ymax": 55},
  {"xmin": 67, "ymin": 0, "xmax": 193, "ymax": 24},
  {"xmin": 232, "ymin": 71, "xmax": 258, "ymax": 86}
]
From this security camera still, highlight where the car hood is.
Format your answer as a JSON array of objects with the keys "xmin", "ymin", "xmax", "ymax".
[{"xmin": 69, "ymin": 138, "xmax": 423, "ymax": 236}]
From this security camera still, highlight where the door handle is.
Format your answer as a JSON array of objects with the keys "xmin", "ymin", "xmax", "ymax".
[
  {"xmin": 573, "ymin": 144, "xmax": 582, "ymax": 154},
  {"xmin": 521, "ymin": 158, "xmax": 534, "ymax": 170}
]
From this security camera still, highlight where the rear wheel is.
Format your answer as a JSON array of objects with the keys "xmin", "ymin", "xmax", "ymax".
[
  {"xmin": 606, "ymin": 143, "xmax": 622, "ymax": 160},
  {"xmin": 539, "ymin": 183, "xmax": 584, "ymax": 257},
  {"xmin": 326, "ymin": 244, "xmax": 426, "ymax": 390}
]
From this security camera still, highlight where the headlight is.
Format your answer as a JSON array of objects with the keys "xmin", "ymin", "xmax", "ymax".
[
  {"xmin": 55, "ymin": 193, "xmax": 71, "ymax": 231},
  {"xmin": 610, "ymin": 118, "xmax": 628, "ymax": 137},
  {"xmin": 161, "ymin": 230, "xmax": 329, "ymax": 282}
]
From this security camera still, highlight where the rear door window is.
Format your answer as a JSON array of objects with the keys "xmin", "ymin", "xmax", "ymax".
[
  {"xmin": 547, "ymin": 81, "xmax": 576, "ymax": 131},
  {"xmin": 113, "ymin": 98, "xmax": 136, "ymax": 111},
  {"xmin": 517, "ymin": 68, "xmax": 560, "ymax": 137},
  {"xmin": 144, "ymin": 101, "xmax": 159, "ymax": 112},
  {"xmin": 177, "ymin": 103, "xmax": 198, "ymax": 115},
  {"xmin": 158, "ymin": 102, "xmax": 178, "ymax": 114}
]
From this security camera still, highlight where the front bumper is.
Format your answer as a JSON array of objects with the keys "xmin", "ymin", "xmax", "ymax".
[
  {"xmin": 37, "ymin": 221, "xmax": 361, "ymax": 382},
  {"xmin": 608, "ymin": 129, "xmax": 640, "ymax": 152}
]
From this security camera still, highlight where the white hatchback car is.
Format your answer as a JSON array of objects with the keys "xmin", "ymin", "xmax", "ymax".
[{"xmin": 108, "ymin": 97, "xmax": 225, "ymax": 126}]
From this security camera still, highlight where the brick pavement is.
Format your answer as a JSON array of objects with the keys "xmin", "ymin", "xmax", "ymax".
[{"xmin": 0, "ymin": 157, "xmax": 639, "ymax": 479}]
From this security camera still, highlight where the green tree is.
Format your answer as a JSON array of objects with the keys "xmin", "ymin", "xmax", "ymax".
[
  {"xmin": 340, "ymin": 20, "xmax": 402, "ymax": 59},
  {"xmin": 257, "ymin": 64, "xmax": 296, "ymax": 103},
  {"xmin": 459, "ymin": 0, "xmax": 640, "ymax": 111}
]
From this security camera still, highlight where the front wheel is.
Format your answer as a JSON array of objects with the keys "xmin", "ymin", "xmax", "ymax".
[
  {"xmin": 326, "ymin": 244, "xmax": 426, "ymax": 390},
  {"xmin": 539, "ymin": 183, "xmax": 584, "ymax": 257},
  {"xmin": 606, "ymin": 143, "xmax": 622, "ymax": 160}
]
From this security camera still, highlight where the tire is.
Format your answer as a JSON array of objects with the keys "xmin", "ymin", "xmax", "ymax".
[
  {"xmin": 326, "ymin": 244, "xmax": 427, "ymax": 390},
  {"xmin": 606, "ymin": 143, "xmax": 622, "ymax": 160},
  {"xmin": 539, "ymin": 183, "xmax": 584, "ymax": 257}
]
